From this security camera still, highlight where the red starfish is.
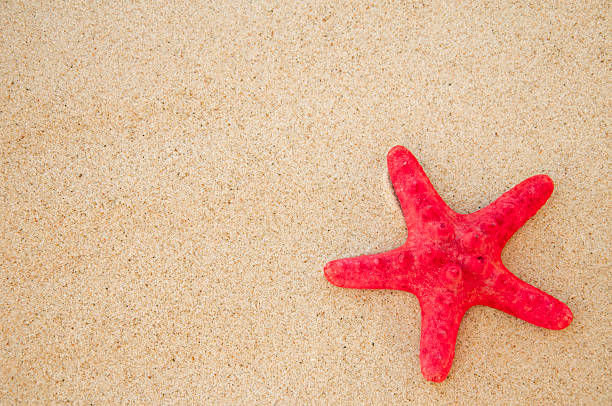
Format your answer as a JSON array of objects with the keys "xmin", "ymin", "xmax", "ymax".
[{"xmin": 324, "ymin": 146, "xmax": 573, "ymax": 382}]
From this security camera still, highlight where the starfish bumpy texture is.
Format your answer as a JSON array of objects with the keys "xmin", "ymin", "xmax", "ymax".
[{"xmin": 324, "ymin": 146, "xmax": 573, "ymax": 382}]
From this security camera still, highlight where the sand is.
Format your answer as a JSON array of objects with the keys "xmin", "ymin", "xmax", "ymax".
[{"xmin": 1, "ymin": 1, "xmax": 610, "ymax": 404}]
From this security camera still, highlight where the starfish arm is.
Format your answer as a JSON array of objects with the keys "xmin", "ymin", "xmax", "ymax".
[
  {"xmin": 469, "ymin": 174, "xmax": 554, "ymax": 247},
  {"xmin": 418, "ymin": 294, "xmax": 466, "ymax": 382},
  {"xmin": 387, "ymin": 146, "xmax": 453, "ymax": 230},
  {"xmin": 478, "ymin": 265, "xmax": 573, "ymax": 330},
  {"xmin": 324, "ymin": 249, "xmax": 418, "ymax": 292}
]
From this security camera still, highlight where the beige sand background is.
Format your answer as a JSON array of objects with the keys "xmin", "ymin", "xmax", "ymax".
[{"xmin": 1, "ymin": 1, "xmax": 610, "ymax": 404}]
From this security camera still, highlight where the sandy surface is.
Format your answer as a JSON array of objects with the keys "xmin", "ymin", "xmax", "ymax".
[{"xmin": 1, "ymin": 1, "xmax": 610, "ymax": 404}]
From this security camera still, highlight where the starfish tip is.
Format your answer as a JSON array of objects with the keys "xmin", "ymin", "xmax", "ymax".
[
  {"xmin": 387, "ymin": 145, "xmax": 420, "ymax": 177},
  {"xmin": 323, "ymin": 260, "xmax": 344, "ymax": 287},
  {"xmin": 387, "ymin": 144, "xmax": 409, "ymax": 156},
  {"xmin": 424, "ymin": 373, "xmax": 447, "ymax": 383},
  {"xmin": 533, "ymin": 174, "xmax": 555, "ymax": 195},
  {"xmin": 387, "ymin": 145, "xmax": 416, "ymax": 164},
  {"xmin": 554, "ymin": 303, "xmax": 574, "ymax": 330},
  {"xmin": 421, "ymin": 364, "xmax": 451, "ymax": 383}
]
